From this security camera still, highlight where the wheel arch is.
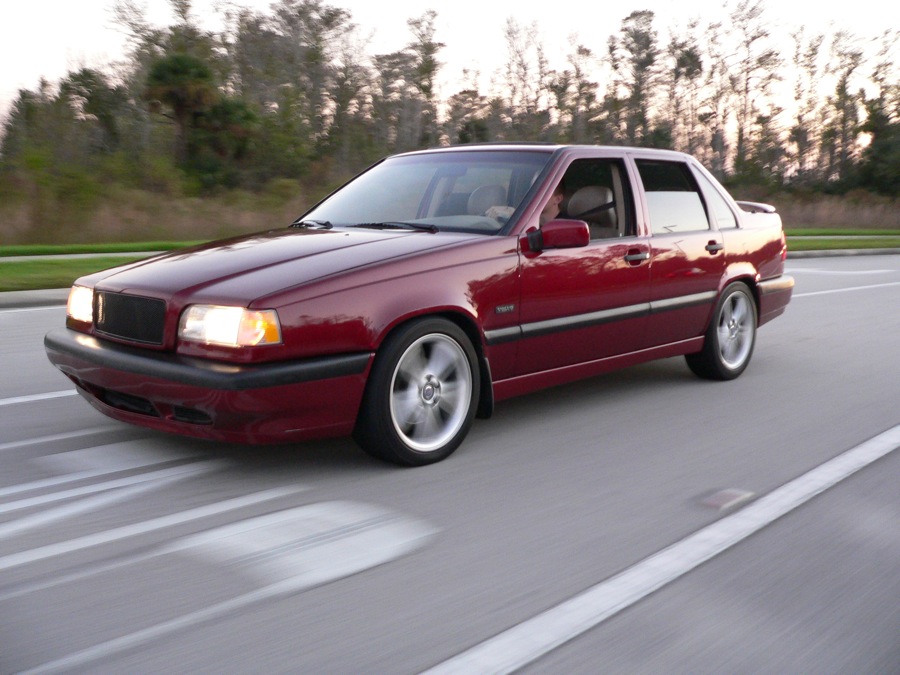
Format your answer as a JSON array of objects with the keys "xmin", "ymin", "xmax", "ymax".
[{"xmin": 373, "ymin": 309, "xmax": 495, "ymax": 420}]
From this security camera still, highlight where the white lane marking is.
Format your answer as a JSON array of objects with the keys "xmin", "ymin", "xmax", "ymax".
[
  {"xmin": 0, "ymin": 441, "xmax": 196, "ymax": 498},
  {"xmin": 786, "ymin": 267, "xmax": 897, "ymax": 275},
  {"xmin": 0, "ymin": 460, "xmax": 227, "ymax": 516},
  {"xmin": 36, "ymin": 441, "xmax": 191, "ymax": 473},
  {"xmin": 0, "ymin": 427, "xmax": 118, "ymax": 453},
  {"xmin": 0, "ymin": 390, "xmax": 77, "ymax": 407},
  {"xmin": 24, "ymin": 501, "xmax": 437, "ymax": 675},
  {"xmin": 0, "ymin": 471, "xmax": 209, "ymax": 539},
  {"xmin": 0, "ymin": 486, "xmax": 305, "ymax": 573},
  {"xmin": 793, "ymin": 281, "xmax": 900, "ymax": 298},
  {"xmin": 0, "ymin": 305, "xmax": 65, "ymax": 314},
  {"xmin": 424, "ymin": 424, "xmax": 900, "ymax": 675}
]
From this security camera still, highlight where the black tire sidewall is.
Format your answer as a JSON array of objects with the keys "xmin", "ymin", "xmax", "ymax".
[
  {"xmin": 354, "ymin": 318, "xmax": 480, "ymax": 466},
  {"xmin": 687, "ymin": 283, "xmax": 757, "ymax": 380}
]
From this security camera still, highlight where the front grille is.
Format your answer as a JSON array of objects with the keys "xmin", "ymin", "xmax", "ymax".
[{"xmin": 95, "ymin": 292, "xmax": 166, "ymax": 345}]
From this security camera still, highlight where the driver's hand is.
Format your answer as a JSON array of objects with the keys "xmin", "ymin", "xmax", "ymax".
[{"xmin": 485, "ymin": 205, "xmax": 515, "ymax": 220}]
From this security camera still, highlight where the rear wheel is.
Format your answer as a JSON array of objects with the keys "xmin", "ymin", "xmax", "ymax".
[
  {"xmin": 686, "ymin": 283, "xmax": 757, "ymax": 380},
  {"xmin": 354, "ymin": 318, "xmax": 480, "ymax": 466}
]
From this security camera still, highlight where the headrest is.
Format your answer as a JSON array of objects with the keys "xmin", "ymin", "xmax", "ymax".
[{"xmin": 566, "ymin": 186, "xmax": 613, "ymax": 219}]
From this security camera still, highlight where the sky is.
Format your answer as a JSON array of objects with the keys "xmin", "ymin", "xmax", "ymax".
[{"xmin": 0, "ymin": 0, "xmax": 896, "ymax": 123}]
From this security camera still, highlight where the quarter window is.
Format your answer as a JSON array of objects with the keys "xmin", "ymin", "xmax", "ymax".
[
  {"xmin": 693, "ymin": 170, "xmax": 738, "ymax": 229},
  {"xmin": 636, "ymin": 160, "xmax": 710, "ymax": 235}
]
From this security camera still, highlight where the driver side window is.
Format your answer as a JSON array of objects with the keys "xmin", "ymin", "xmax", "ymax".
[{"xmin": 559, "ymin": 158, "xmax": 634, "ymax": 239}]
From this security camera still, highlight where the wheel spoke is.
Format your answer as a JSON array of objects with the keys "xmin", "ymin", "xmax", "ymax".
[
  {"xmin": 397, "ymin": 346, "xmax": 427, "ymax": 382},
  {"xmin": 427, "ymin": 340, "xmax": 459, "ymax": 380},
  {"xmin": 393, "ymin": 383, "xmax": 423, "ymax": 427},
  {"xmin": 732, "ymin": 296, "xmax": 748, "ymax": 325},
  {"xmin": 717, "ymin": 324, "xmax": 731, "ymax": 346},
  {"xmin": 437, "ymin": 381, "xmax": 464, "ymax": 415},
  {"xmin": 412, "ymin": 406, "xmax": 442, "ymax": 441}
]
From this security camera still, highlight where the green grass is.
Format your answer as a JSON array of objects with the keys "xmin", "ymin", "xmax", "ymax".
[
  {"xmin": 786, "ymin": 236, "xmax": 900, "ymax": 251},
  {"xmin": 1, "ymin": 231, "xmax": 898, "ymax": 292},
  {"xmin": 785, "ymin": 228, "xmax": 900, "ymax": 237},
  {"xmin": 0, "ymin": 241, "xmax": 200, "ymax": 257},
  {"xmin": 0, "ymin": 256, "xmax": 149, "ymax": 292}
]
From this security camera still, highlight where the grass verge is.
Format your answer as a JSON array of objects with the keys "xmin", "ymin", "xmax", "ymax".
[
  {"xmin": 1, "ymin": 232, "xmax": 898, "ymax": 292},
  {"xmin": 0, "ymin": 256, "xmax": 149, "ymax": 292}
]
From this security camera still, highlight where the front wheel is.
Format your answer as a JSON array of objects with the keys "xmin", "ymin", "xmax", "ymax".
[
  {"xmin": 354, "ymin": 318, "xmax": 480, "ymax": 466},
  {"xmin": 686, "ymin": 283, "xmax": 757, "ymax": 380}
]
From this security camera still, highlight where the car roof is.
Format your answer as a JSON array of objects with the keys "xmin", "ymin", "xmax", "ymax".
[{"xmin": 393, "ymin": 143, "xmax": 694, "ymax": 162}]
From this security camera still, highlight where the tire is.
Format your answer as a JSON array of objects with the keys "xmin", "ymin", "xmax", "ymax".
[
  {"xmin": 686, "ymin": 283, "xmax": 757, "ymax": 380},
  {"xmin": 354, "ymin": 318, "xmax": 480, "ymax": 466}
]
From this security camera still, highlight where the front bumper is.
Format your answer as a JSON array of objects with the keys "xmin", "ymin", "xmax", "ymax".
[{"xmin": 44, "ymin": 328, "xmax": 374, "ymax": 444}]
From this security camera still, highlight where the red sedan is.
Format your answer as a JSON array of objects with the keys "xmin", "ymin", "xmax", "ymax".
[{"xmin": 45, "ymin": 145, "xmax": 794, "ymax": 465}]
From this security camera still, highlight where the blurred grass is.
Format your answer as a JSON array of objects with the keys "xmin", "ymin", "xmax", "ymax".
[
  {"xmin": 1, "ymin": 232, "xmax": 898, "ymax": 292},
  {"xmin": 0, "ymin": 256, "xmax": 150, "ymax": 292},
  {"xmin": 787, "ymin": 235, "xmax": 900, "ymax": 251},
  {"xmin": 0, "ymin": 241, "xmax": 198, "ymax": 257}
]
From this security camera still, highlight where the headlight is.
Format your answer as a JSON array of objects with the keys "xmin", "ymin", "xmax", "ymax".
[
  {"xmin": 66, "ymin": 285, "xmax": 94, "ymax": 324},
  {"xmin": 178, "ymin": 305, "xmax": 282, "ymax": 347}
]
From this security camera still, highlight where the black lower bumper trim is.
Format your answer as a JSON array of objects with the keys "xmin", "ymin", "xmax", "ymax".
[{"xmin": 45, "ymin": 328, "xmax": 372, "ymax": 391}]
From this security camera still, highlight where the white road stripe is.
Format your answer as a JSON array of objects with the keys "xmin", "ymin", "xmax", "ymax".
[
  {"xmin": 24, "ymin": 502, "xmax": 437, "ymax": 675},
  {"xmin": 425, "ymin": 424, "xmax": 900, "ymax": 674},
  {"xmin": 0, "ymin": 427, "xmax": 119, "ymax": 453},
  {"xmin": 0, "ymin": 486, "xmax": 305, "ymax": 573},
  {"xmin": 0, "ymin": 305, "xmax": 64, "ymax": 314},
  {"xmin": 0, "ymin": 473, "xmax": 205, "ymax": 539},
  {"xmin": 794, "ymin": 281, "xmax": 900, "ymax": 298},
  {"xmin": 0, "ymin": 390, "xmax": 77, "ymax": 407},
  {"xmin": 0, "ymin": 461, "xmax": 228, "ymax": 515},
  {"xmin": 786, "ymin": 267, "xmax": 897, "ymax": 275}
]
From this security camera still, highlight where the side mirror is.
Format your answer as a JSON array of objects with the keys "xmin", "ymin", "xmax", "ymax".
[{"xmin": 520, "ymin": 219, "xmax": 590, "ymax": 254}]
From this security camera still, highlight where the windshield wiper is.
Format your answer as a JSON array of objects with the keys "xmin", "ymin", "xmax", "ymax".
[
  {"xmin": 290, "ymin": 219, "xmax": 333, "ymax": 229},
  {"xmin": 350, "ymin": 221, "xmax": 439, "ymax": 233}
]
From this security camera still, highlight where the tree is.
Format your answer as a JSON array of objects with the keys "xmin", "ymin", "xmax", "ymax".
[
  {"xmin": 59, "ymin": 69, "xmax": 127, "ymax": 153},
  {"xmin": 144, "ymin": 53, "xmax": 218, "ymax": 163},
  {"xmin": 406, "ymin": 10, "xmax": 444, "ymax": 147},
  {"xmin": 788, "ymin": 30, "xmax": 826, "ymax": 183},
  {"xmin": 857, "ymin": 30, "xmax": 900, "ymax": 194},
  {"xmin": 727, "ymin": 0, "xmax": 783, "ymax": 178},
  {"xmin": 664, "ymin": 25, "xmax": 703, "ymax": 154},
  {"xmin": 502, "ymin": 18, "xmax": 553, "ymax": 140},
  {"xmin": 821, "ymin": 31, "xmax": 865, "ymax": 183},
  {"xmin": 608, "ymin": 10, "xmax": 659, "ymax": 145}
]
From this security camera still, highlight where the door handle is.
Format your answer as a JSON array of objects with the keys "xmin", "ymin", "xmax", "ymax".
[
  {"xmin": 624, "ymin": 250, "xmax": 650, "ymax": 263},
  {"xmin": 705, "ymin": 241, "xmax": 724, "ymax": 253}
]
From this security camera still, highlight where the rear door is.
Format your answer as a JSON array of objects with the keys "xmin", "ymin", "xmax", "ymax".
[{"xmin": 633, "ymin": 157, "xmax": 725, "ymax": 346}]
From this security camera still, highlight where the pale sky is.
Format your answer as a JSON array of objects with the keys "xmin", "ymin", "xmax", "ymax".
[{"xmin": 0, "ymin": 0, "xmax": 895, "ymax": 123}]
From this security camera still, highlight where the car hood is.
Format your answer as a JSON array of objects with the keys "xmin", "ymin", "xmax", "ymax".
[{"xmin": 88, "ymin": 228, "xmax": 482, "ymax": 305}]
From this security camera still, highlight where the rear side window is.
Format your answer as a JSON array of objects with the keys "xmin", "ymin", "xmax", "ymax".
[{"xmin": 636, "ymin": 160, "xmax": 710, "ymax": 235}]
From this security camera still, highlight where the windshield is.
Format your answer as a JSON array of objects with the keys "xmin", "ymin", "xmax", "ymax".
[{"xmin": 302, "ymin": 150, "xmax": 553, "ymax": 234}]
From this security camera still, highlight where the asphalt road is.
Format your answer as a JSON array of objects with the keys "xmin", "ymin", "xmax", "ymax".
[{"xmin": 0, "ymin": 255, "xmax": 898, "ymax": 673}]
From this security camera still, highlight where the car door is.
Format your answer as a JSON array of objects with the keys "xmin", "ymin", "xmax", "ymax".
[
  {"xmin": 633, "ymin": 157, "xmax": 726, "ymax": 346},
  {"xmin": 515, "ymin": 156, "xmax": 652, "ymax": 375}
]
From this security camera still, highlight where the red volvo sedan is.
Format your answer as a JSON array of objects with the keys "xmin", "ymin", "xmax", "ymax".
[{"xmin": 45, "ymin": 145, "xmax": 794, "ymax": 465}]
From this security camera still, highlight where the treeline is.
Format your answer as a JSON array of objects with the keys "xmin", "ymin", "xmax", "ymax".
[{"xmin": 1, "ymin": 0, "xmax": 898, "ymax": 206}]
